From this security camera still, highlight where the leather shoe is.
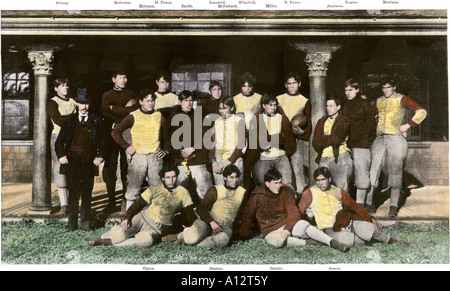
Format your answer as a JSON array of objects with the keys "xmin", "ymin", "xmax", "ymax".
[
  {"xmin": 90, "ymin": 238, "xmax": 113, "ymax": 246},
  {"xmin": 162, "ymin": 234, "xmax": 179, "ymax": 242},
  {"xmin": 175, "ymin": 238, "xmax": 185, "ymax": 245},
  {"xmin": 388, "ymin": 206, "xmax": 398, "ymax": 218},
  {"xmin": 51, "ymin": 205, "xmax": 69, "ymax": 218},
  {"xmin": 330, "ymin": 239, "xmax": 350, "ymax": 253},
  {"xmin": 364, "ymin": 204, "xmax": 377, "ymax": 214},
  {"xmin": 389, "ymin": 236, "xmax": 409, "ymax": 245}
]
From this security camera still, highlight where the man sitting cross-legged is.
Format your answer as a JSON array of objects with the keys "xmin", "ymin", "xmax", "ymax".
[{"xmin": 90, "ymin": 164, "xmax": 196, "ymax": 247}]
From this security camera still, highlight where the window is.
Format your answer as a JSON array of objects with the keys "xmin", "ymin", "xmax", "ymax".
[
  {"xmin": 2, "ymin": 50, "xmax": 32, "ymax": 140},
  {"xmin": 171, "ymin": 63, "xmax": 232, "ymax": 98}
]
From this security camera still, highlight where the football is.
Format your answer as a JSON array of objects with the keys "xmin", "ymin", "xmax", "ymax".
[{"xmin": 291, "ymin": 113, "xmax": 308, "ymax": 130}]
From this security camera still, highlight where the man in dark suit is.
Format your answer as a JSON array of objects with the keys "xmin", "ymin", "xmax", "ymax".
[{"xmin": 55, "ymin": 93, "xmax": 103, "ymax": 231}]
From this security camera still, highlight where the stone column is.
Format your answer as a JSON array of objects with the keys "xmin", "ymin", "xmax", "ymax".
[
  {"xmin": 291, "ymin": 42, "xmax": 341, "ymax": 184},
  {"xmin": 25, "ymin": 45, "xmax": 58, "ymax": 212}
]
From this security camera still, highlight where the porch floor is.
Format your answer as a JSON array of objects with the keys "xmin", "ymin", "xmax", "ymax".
[{"xmin": 1, "ymin": 182, "xmax": 449, "ymax": 224}]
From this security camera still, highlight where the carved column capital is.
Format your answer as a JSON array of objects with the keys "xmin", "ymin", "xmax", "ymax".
[
  {"xmin": 304, "ymin": 52, "xmax": 333, "ymax": 77},
  {"xmin": 23, "ymin": 44, "xmax": 67, "ymax": 76},
  {"xmin": 289, "ymin": 41, "xmax": 341, "ymax": 77},
  {"xmin": 27, "ymin": 51, "xmax": 54, "ymax": 75}
]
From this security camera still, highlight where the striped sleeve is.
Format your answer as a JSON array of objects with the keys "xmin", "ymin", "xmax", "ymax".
[{"xmin": 401, "ymin": 96, "xmax": 427, "ymax": 127}]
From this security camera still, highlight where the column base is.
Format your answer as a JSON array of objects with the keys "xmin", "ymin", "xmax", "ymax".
[{"xmin": 29, "ymin": 204, "xmax": 52, "ymax": 212}]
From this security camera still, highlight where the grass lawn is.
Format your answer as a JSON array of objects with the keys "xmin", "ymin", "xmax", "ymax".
[{"xmin": 1, "ymin": 218, "xmax": 449, "ymax": 267}]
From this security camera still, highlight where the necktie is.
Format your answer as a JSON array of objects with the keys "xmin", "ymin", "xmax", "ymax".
[{"xmin": 81, "ymin": 116, "xmax": 86, "ymax": 125}]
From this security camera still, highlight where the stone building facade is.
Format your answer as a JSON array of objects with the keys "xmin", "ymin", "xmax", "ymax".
[{"xmin": 1, "ymin": 10, "xmax": 448, "ymax": 211}]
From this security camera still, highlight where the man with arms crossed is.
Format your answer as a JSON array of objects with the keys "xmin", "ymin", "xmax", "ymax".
[{"xmin": 101, "ymin": 72, "xmax": 139, "ymax": 213}]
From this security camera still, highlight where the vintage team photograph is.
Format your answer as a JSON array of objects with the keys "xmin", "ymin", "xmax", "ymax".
[{"xmin": 0, "ymin": 8, "xmax": 449, "ymax": 270}]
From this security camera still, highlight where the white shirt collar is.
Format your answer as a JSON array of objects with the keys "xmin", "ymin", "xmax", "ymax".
[{"xmin": 79, "ymin": 114, "xmax": 88, "ymax": 122}]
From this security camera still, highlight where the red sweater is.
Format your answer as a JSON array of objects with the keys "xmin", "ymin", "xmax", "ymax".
[
  {"xmin": 239, "ymin": 184, "xmax": 301, "ymax": 239},
  {"xmin": 312, "ymin": 114, "xmax": 350, "ymax": 164}
]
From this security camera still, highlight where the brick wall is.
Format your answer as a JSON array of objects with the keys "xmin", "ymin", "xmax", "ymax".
[
  {"xmin": 405, "ymin": 142, "xmax": 449, "ymax": 186},
  {"xmin": 2, "ymin": 141, "xmax": 449, "ymax": 187},
  {"xmin": 1, "ymin": 141, "xmax": 33, "ymax": 183},
  {"xmin": 1, "ymin": 141, "xmax": 105, "ymax": 184}
]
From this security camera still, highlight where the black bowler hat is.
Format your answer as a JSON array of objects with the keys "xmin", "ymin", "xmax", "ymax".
[{"xmin": 74, "ymin": 88, "xmax": 91, "ymax": 104}]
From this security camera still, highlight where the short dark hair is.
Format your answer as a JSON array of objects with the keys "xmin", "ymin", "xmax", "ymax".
[
  {"xmin": 219, "ymin": 96, "xmax": 235, "ymax": 112},
  {"xmin": 209, "ymin": 80, "xmax": 223, "ymax": 91},
  {"xmin": 238, "ymin": 72, "xmax": 256, "ymax": 87},
  {"xmin": 157, "ymin": 70, "xmax": 172, "ymax": 83},
  {"xmin": 222, "ymin": 164, "xmax": 241, "ymax": 178},
  {"xmin": 139, "ymin": 87, "xmax": 156, "ymax": 101},
  {"xmin": 284, "ymin": 72, "xmax": 302, "ymax": 84},
  {"xmin": 112, "ymin": 72, "xmax": 127, "ymax": 79},
  {"xmin": 264, "ymin": 168, "xmax": 283, "ymax": 183},
  {"xmin": 326, "ymin": 95, "xmax": 343, "ymax": 107},
  {"xmin": 260, "ymin": 93, "xmax": 278, "ymax": 107},
  {"xmin": 178, "ymin": 90, "xmax": 193, "ymax": 101},
  {"xmin": 53, "ymin": 77, "xmax": 69, "ymax": 88},
  {"xmin": 159, "ymin": 164, "xmax": 180, "ymax": 179},
  {"xmin": 344, "ymin": 78, "xmax": 360, "ymax": 90},
  {"xmin": 313, "ymin": 166, "xmax": 332, "ymax": 179},
  {"xmin": 381, "ymin": 77, "xmax": 398, "ymax": 88}
]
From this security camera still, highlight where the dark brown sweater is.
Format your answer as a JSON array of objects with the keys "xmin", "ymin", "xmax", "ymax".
[
  {"xmin": 239, "ymin": 184, "xmax": 301, "ymax": 239},
  {"xmin": 164, "ymin": 105, "xmax": 209, "ymax": 166},
  {"xmin": 100, "ymin": 88, "xmax": 139, "ymax": 123},
  {"xmin": 340, "ymin": 97, "xmax": 375, "ymax": 149}
]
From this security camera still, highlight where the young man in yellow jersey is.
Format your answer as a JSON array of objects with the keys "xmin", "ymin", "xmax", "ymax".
[
  {"xmin": 298, "ymin": 167, "xmax": 409, "ymax": 247},
  {"xmin": 276, "ymin": 72, "xmax": 312, "ymax": 195},
  {"xmin": 111, "ymin": 88, "xmax": 167, "ymax": 210},
  {"xmin": 47, "ymin": 77, "xmax": 77, "ymax": 217},
  {"xmin": 233, "ymin": 72, "xmax": 262, "ymax": 130},
  {"xmin": 209, "ymin": 96, "xmax": 246, "ymax": 186},
  {"xmin": 90, "ymin": 164, "xmax": 196, "ymax": 247},
  {"xmin": 176, "ymin": 164, "xmax": 247, "ymax": 248},
  {"xmin": 366, "ymin": 78, "xmax": 427, "ymax": 217},
  {"xmin": 154, "ymin": 71, "xmax": 179, "ymax": 118},
  {"xmin": 249, "ymin": 94, "xmax": 296, "ymax": 191}
]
